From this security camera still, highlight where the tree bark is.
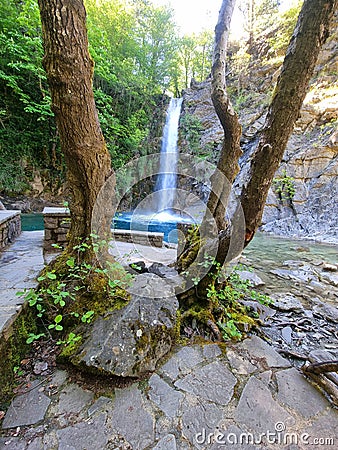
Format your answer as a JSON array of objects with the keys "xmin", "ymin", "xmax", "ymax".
[
  {"xmin": 207, "ymin": 0, "xmax": 242, "ymax": 231},
  {"xmin": 38, "ymin": 0, "xmax": 113, "ymax": 250}
]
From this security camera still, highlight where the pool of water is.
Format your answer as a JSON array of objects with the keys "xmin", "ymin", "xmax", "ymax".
[
  {"xmin": 21, "ymin": 213, "xmax": 337, "ymax": 264},
  {"xmin": 21, "ymin": 211, "xmax": 193, "ymax": 243},
  {"xmin": 21, "ymin": 213, "xmax": 44, "ymax": 231}
]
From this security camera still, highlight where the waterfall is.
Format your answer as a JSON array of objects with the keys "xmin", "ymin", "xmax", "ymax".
[{"xmin": 155, "ymin": 97, "xmax": 183, "ymax": 214}]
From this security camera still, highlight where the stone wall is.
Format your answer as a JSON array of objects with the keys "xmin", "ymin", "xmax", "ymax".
[
  {"xmin": 43, "ymin": 208, "xmax": 164, "ymax": 250},
  {"xmin": 43, "ymin": 207, "xmax": 70, "ymax": 252},
  {"xmin": 0, "ymin": 211, "xmax": 21, "ymax": 250}
]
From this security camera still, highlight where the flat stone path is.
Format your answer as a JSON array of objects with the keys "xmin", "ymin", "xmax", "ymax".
[
  {"xmin": 0, "ymin": 233, "xmax": 337, "ymax": 449},
  {"xmin": 0, "ymin": 231, "xmax": 44, "ymax": 334}
]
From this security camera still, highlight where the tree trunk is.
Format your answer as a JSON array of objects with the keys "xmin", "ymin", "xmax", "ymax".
[
  {"xmin": 208, "ymin": 0, "xmax": 242, "ymax": 231},
  {"xmin": 38, "ymin": 0, "xmax": 113, "ymax": 250}
]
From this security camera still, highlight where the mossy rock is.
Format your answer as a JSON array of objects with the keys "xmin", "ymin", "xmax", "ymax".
[{"xmin": 0, "ymin": 304, "xmax": 38, "ymax": 408}]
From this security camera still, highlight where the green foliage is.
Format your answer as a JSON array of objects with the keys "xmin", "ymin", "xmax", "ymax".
[
  {"xmin": 273, "ymin": 169, "xmax": 296, "ymax": 202},
  {"xmin": 268, "ymin": 1, "xmax": 302, "ymax": 56},
  {"xmin": 207, "ymin": 264, "xmax": 272, "ymax": 341},
  {"xmin": 17, "ymin": 237, "xmax": 133, "ymax": 348},
  {"xmin": 0, "ymin": 0, "xmax": 63, "ymax": 194},
  {"xmin": 180, "ymin": 114, "xmax": 203, "ymax": 154}
]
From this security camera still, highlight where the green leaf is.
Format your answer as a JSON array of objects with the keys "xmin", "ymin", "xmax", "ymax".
[
  {"xmin": 47, "ymin": 272, "xmax": 57, "ymax": 280},
  {"xmin": 55, "ymin": 314, "xmax": 63, "ymax": 323},
  {"xmin": 66, "ymin": 257, "xmax": 75, "ymax": 268}
]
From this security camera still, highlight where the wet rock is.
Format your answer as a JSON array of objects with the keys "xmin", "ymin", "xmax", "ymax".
[
  {"xmin": 321, "ymin": 271, "xmax": 338, "ymax": 286},
  {"xmin": 2, "ymin": 380, "xmax": 51, "ymax": 429},
  {"xmin": 313, "ymin": 300, "xmax": 338, "ymax": 323},
  {"xmin": 276, "ymin": 367, "xmax": 329, "ymax": 418},
  {"xmin": 73, "ymin": 273, "xmax": 179, "ymax": 377},
  {"xmin": 322, "ymin": 263, "xmax": 338, "ymax": 272},
  {"xmin": 270, "ymin": 293, "xmax": 304, "ymax": 312},
  {"xmin": 237, "ymin": 270, "xmax": 265, "ymax": 287},
  {"xmin": 271, "ymin": 266, "xmax": 319, "ymax": 284},
  {"xmin": 281, "ymin": 326, "xmax": 293, "ymax": 344},
  {"xmin": 309, "ymin": 348, "xmax": 338, "ymax": 363}
]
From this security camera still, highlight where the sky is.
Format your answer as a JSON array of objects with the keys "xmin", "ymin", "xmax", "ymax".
[{"xmin": 152, "ymin": 0, "xmax": 296, "ymax": 36}]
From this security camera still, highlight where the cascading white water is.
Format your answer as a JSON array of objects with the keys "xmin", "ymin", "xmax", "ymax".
[{"xmin": 155, "ymin": 97, "xmax": 183, "ymax": 214}]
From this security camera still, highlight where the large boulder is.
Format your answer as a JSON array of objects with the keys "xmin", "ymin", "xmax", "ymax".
[{"xmin": 71, "ymin": 273, "xmax": 179, "ymax": 377}]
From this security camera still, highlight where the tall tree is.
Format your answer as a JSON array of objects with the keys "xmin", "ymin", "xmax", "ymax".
[
  {"xmin": 178, "ymin": 0, "xmax": 337, "ymax": 304},
  {"xmin": 37, "ymin": 0, "xmax": 112, "ymax": 250}
]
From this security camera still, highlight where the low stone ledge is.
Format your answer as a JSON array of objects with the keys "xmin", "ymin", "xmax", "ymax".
[
  {"xmin": 43, "ymin": 207, "xmax": 70, "ymax": 252},
  {"xmin": 0, "ymin": 210, "xmax": 21, "ymax": 251},
  {"xmin": 42, "ymin": 207, "xmax": 164, "ymax": 250},
  {"xmin": 113, "ymin": 229, "xmax": 164, "ymax": 248}
]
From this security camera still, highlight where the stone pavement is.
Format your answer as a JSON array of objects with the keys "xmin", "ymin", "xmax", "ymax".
[
  {"xmin": 0, "ymin": 232, "xmax": 337, "ymax": 449},
  {"xmin": 0, "ymin": 231, "xmax": 44, "ymax": 334},
  {"xmin": 1, "ymin": 337, "xmax": 337, "ymax": 449}
]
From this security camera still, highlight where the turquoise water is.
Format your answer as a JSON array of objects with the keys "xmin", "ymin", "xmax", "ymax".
[
  {"xmin": 21, "ymin": 213, "xmax": 44, "ymax": 231},
  {"xmin": 21, "ymin": 212, "xmax": 185, "ymax": 243},
  {"xmin": 21, "ymin": 213, "xmax": 337, "ymax": 264}
]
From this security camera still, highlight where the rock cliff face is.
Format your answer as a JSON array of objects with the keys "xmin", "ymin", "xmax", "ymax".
[{"xmin": 180, "ymin": 12, "xmax": 338, "ymax": 244}]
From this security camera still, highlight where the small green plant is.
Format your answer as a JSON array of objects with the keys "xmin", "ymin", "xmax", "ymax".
[
  {"xmin": 13, "ymin": 366, "xmax": 24, "ymax": 377},
  {"xmin": 17, "ymin": 236, "xmax": 132, "ymax": 349},
  {"xmin": 273, "ymin": 169, "xmax": 296, "ymax": 202},
  {"xmin": 26, "ymin": 332, "xmax": 46, "ymax": 344},
  {"xmin": 206, "ymin": 265, "xmax": 272, "ymax": 341}
]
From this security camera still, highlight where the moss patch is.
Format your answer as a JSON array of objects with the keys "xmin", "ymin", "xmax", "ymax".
[{"xmin": 0, "ymin": 304, "xmax": 38, "ymax": 408}]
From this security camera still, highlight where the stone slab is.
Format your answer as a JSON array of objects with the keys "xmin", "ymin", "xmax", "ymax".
[
  {"xmin": 276, "ymin": 367, "xmax": 329, "ymax": 418},
  {"xmin": 174, "ymin": 361, "xmax": 237, "ymax": 406},
  {"xmin": 181, "ymin": 399, "xmax": 224, "ymax": 449},
  {"xmin": 235, "ymin": 376, "xmax": 293, "ymax": 434},
  {"xmin": 108, "ymin": 385, "xmax": 154, "ymax": 450},
  {"xmin": 149, "ymin": 373, "xmax": 184, "ymax": 418},
  {"xmin": 2, "ymin": 380, "xmax": 51, "ymax": 429},
  {"xmin": 237, "ymin": 335, "xmax": 291, "ymax": 368},
  {"xmin": 43, "ymin": 207, "xmax": 70, "ymax": 216},
  {"xmin": 0, "ymin": 210, "xmax": 20, "ymax": 226},
  {"xmin": 160, "ymin": 346, "xmax": 205, "ymax": 381},
  {"xmin": 299, "ymin": 409, "xmax": 338, "ymax": 449},
  {"xmin": 153, "ymin": 434, "xmax": 177, "ymax": 450},
  {"xmin": 57, "ymin": 383, "xmax": 94, "ymax": 415},
  {"xmin": 56, "ymin": 413, "xmax": 108, "ymax": 450}
]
